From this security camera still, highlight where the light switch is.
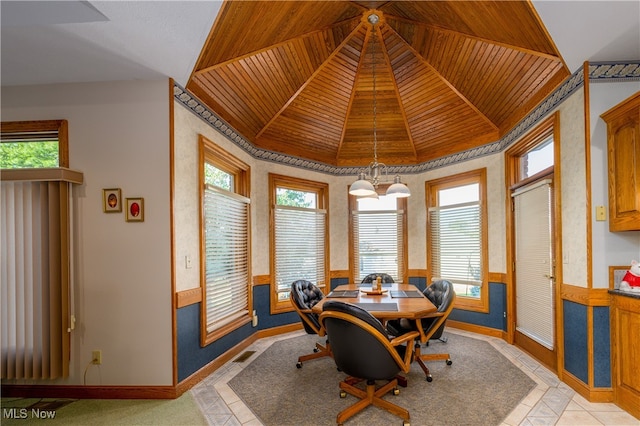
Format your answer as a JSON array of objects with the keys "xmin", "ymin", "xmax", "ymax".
[
  {"xmin": 185, "ymin": 255, "xmax": 192, "ymax": 269},
  {"xmin": 596, "ymin": 205, "xmax": 606, "ymax": 221}
]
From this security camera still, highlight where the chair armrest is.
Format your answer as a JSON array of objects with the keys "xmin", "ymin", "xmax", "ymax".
[
  {"xmin": 415, "ymin": 312, "xmax": 446, "ymax": 343},
  {"xmin": 389, "ymin": 330, "xmax": 420, "ymax": 347},
  {"xmin": 389, "ymin": 331, "xmax": 420, "ymax": 372}
]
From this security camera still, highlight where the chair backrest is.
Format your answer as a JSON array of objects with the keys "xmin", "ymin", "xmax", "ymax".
[
  {"xmin": 421, "ymin": 279, "xmax": 456, "ymax": 340},
  {"xmin": 319, "ymin": 300, "xmax": 403, "ymax": 381},
  {"xmin": 360, "ymin": 273, "xmax": 395, "ymax": 284},
  {"xmin": 290, "ymin": 280, "xmax": 324, "ymax": 335}
]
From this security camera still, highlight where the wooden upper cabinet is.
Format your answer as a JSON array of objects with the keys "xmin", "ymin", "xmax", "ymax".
[{"xmin": 601, "ymin": 92, "xmax": 640, "ymax": 232}]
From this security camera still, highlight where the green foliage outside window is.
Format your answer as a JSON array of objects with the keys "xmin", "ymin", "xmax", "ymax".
[
  {"xmin": 204, "ymin": 163, "xmax": 232, "ymax": 190},
  {"xmin": 0, "ymin": 141, "xmax": 59, "ymax": 168},
  {"xmin": 276, "ymin": 188, "xmax": 313, "ymax": 208}
]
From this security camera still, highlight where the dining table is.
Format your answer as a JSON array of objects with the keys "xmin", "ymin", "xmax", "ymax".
[{"xmin": 311, "ymin": 282, "xmax": 437, "ymax": 320}]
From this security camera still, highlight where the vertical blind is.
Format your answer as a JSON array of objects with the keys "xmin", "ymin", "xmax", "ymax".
[
  {"xmin": 203, "ymin": 185, "xmax": 250, "ymax": 333},
  {"xmin": 274, "ymin": 205, "xmax": 326, "ymax": 297},
  {"xmin": 352, "ymin": 209, "xmax": 404, "ymax": 283},
  {"xmin": 1, "ymin": 180, "xmax": 71, "ymax": 379},
  {"xmin": 513, "ymin": 180, "xmax": 554, "ymax": 350},
  {"xmin": 429, "ymin": 201, "xmax": 482, "ymax": 285}
]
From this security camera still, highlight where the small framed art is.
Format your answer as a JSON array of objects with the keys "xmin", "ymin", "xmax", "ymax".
[
  {"xmin": 125, "ymin": 197, "xmax": 144, "ymax": 222},
  {"xmin": 103, "ymin": 188, "xmax": 122, "ymax": 213}
]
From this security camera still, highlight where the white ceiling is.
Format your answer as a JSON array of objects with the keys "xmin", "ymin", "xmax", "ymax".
[{"xmin": 1, "ymin": 1, "xmax": 638, "ymax": 88}]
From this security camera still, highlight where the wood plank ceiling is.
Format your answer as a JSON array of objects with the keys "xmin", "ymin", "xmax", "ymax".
[{"xmin": 187, "ymin": 0, "xmax": 569, "ymax": 167}]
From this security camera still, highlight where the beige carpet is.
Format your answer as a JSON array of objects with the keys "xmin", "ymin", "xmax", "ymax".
[
  {"xmin": 229, "ymin": 332, "xmax": 536, "ymax": 426},
  {"xmin": 0, "ymin": 392, "xmax": 206, "ymax": 425}
]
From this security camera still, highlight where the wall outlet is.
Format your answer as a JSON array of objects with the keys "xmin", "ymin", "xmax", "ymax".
[
  {"xmin": 92, "ymin": 350, "xmax": 102, "ymax": 365},
  {"xmin": 252, "ymin": 310, "xmax": 258, "ymax": 327}
]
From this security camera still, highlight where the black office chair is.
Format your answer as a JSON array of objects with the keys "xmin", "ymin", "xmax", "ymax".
[
  {"xmin": 387, "ymin": 279, "xmax": 456, "ymax": 382},
  {"xmin": 360, "ymin": 273, "xmax": 395, "ymax": 284},
  {"xmin": 289, "ymin": 280, "xmax": 331, "ymax": 368},
  {"xmin": 320, "ymin": 300, "xmax": 419, "ymax": 425}
]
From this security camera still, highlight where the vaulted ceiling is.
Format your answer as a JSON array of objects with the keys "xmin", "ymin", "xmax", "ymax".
[{"xmin": 187, "ymin": 1, "xmax": 570, "ymax": 167}]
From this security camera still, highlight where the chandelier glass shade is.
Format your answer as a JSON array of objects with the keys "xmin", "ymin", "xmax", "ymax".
[{"xmin": 349, "ymin": 12, "xmax": 410, "ymax": 199}]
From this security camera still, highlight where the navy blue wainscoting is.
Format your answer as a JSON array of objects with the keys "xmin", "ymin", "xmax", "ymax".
[
  {"xmin": 177, "ymin": 284, "xmax": 300, "ymax": 382},
  {"xmin": 330, "ymin": 277, "xmax": 350, "ymax": 289},
  {"xmin": 448, "ymin": 282, "xmax": 507, "ymax": 331},
  {"xmin": 407, "ymin": 276, "xmax": 427, "ymax": 292},
  {"xmin": 252, "ymin": 284, "xmax": 299, "ymax": 330},
  {"xmin": 177, "ymin": 303, "xmax": 254, "ymax": 382},
  {"xmin": 563, "ymin": 300, "xmax": 589, "ymax": 384},
  {"xmin": 593, "ymin": 306, "xmax": 611, "ymax": 388}
]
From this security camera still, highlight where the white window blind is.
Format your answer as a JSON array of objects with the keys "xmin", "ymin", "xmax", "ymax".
[
  {"xmin": 352, "ymin": 209, "xmax": 404, "ymax": 283},
  {"xmin": 513, "ymin": 180, "xmax": 554, "ymax": 350},
  {"xmin": 429, "ymin": 201, "xmax": 482, "ymax": 286},
  {"xmin": 203, "ymin": 185, "xmax": 250, "ymax": 333},
  {"xmin": 1, "ymin": 180, "xmax": 73, "ymax": 379},
  {"xmin": 274, "ymin": 205, "xmax": 326, "ymax": 298}
]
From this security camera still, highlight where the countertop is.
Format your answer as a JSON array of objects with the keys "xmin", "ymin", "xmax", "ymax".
[{"xmin": 609, "ymin": 289, "xmax": 640, "ymax": 300}]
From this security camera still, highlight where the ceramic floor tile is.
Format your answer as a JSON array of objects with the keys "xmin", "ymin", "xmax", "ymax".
[
  {"xmin": 590, "ymin": 410, "xmax": 640, "ymax": 426},
  {"xmin": 228, "ymin": 399, "xmax": 257, "ymax": 423},
  {"xmin": 503, "ymin": 402, "xmax": 532, "ymax": 425},
  {"xmin": 556, "ymin": 410, "xmax": 603, "ymax": 425},
  {"xmin": 528, "ymin": 400, "xmax": 561, "ymax": 418}
]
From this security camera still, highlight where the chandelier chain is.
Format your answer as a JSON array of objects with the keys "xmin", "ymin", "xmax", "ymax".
[{"xmin": 372, "ymin": 27, "xmax": 377, "ymax": 163}]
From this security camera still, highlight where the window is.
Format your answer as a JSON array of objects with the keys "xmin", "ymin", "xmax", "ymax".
[
  {"xmin": 1, "ymin": 120, "xmax": 69, "ymax": 168},
  {"xmin": 426, "ymin": 169, "xmax": 488, "ymax": 312},
  {"xmin": 199, "ymin": 136, "xmax": 251, "ymax": 345},
  {"xmin": 349, "ymin": 188, "xmax": 408, "ymax": 283},
  {"xmin": 1, "ymin": 119, "xmax": 79, "ymax": 379},
  {"xmin": 519, "ymin": 135, "xmax": 553, "ymax": 180},
  {"xmin": 269, "ymin": 174, "xmax": 328, "ymax": 314},
  {"xmin": 507, "ymin": 114, "xmax": 556, "ymax": 187}
]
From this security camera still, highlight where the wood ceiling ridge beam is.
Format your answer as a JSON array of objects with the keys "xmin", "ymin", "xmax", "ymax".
[
  {"xmin": 431, "ymin": 23, "xmax": 561, "ymax": 63},
  {"xmin": 384, "ymin": 24, "xmax": 499, "ymax": 133},
  {"xmin": 255, "ymin": 21, "xmax": 366, "ymax": 141},
  {"xmin": 336, "ymin": 24, "xmax": 371, "ymax": 161},
  {"xmin": 378, "ymin": 25, "xmax": 417, "ymax": 160},
  {"xmin": 193, "ymin": 18, "xmax": 360, "ymax": 75},
  {"xmin": 387, "ymin": 13, "xmax": 562, "ymax": 63}
]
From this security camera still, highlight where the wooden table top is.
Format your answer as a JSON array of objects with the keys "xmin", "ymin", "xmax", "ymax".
[{"xmin": 312, "ymin": 283, "xmax": 437, "ymax": 319}]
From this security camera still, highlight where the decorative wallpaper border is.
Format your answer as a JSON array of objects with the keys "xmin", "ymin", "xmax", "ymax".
[{"xmin": 174, "ymin": 61, "xmax": 640, "ymax": 176}]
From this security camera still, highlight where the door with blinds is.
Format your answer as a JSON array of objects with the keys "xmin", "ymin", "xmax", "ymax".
[{"xmin": 512, "ymin": 179, "xmax": 557, "ymax": 370}]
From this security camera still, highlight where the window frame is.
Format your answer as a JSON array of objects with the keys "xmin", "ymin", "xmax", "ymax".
[
  {"xmin": 426, "ymin": 168, "xmax": 489, "ymax": 312},
  {"xmin": 1, "ymin": 120, "xmax": 69, "ymax": 168},
  {"xmin": 199, "ymin": 135, "xmax": 252, "ymax": 346},
  {"xmin": 269, "ymin": 173, "xmax": 329, "ymax": 314},
  {"xmin": 348, "ymin": 185, "xmax": 408, "ymax": 284},
  {"xmin": 505, "ymin": 114, "xmax": 556, "ymax": 189}
]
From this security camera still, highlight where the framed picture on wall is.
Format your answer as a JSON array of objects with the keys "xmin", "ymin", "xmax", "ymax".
[
  {"xmin": 102, "ymin": 188, "xmax": 122, "ymax": 213},
  {"xmin": 125, "ymin": 197, "xmax": 144, "ymax": 222}
]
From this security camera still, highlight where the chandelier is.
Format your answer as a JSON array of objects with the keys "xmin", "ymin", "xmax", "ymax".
[{"xmin": 349, "ymin": 12, "xmax": 410, "ymax": 199}]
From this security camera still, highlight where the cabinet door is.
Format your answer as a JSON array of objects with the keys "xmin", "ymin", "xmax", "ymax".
[{"xmin": 605, "ymin": 94, "xmax": 640, "ymax": 231}]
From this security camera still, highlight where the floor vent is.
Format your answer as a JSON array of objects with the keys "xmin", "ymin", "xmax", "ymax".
[{"xmin": 233, "ymin": 351, "xmax": 256, "ymax": 363}]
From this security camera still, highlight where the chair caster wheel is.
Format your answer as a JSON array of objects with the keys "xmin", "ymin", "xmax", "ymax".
[
  {"xmin": 393, "ymin": 388, "xmax": 400, "ymax": 396},
  {"xmin": 446, "ymin": 359, "xmax": 452, "ymax": 366},
  {"xmin": 340, "ymin": 391, "xmax": 347, "ymax": 398},
  {"xmin": 313, "ymin": 348, "xmax": 319, "ymax": 353},
  {"xmin": 403, "ymin": 421, "xmax": 410, "ymax": 426},
  {"xmin": 426, "ymin": 375, "xmax": 433, "ymax": 382},
  {"xmin": 296, "ymin": 362, "xmax": 302, "ymax": 368}
]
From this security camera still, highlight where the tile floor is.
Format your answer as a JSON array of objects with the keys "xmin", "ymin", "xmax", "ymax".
[{"xmin": 190, "ymin": 329, "xmax": 640, "ymax": 426}]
